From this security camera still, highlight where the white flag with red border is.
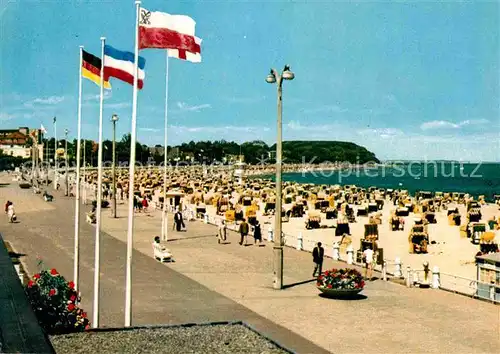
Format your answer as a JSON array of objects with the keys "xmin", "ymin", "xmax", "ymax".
[{"xmin": 139, "ymin": 8, "xmax": 202, "ymax": 62}]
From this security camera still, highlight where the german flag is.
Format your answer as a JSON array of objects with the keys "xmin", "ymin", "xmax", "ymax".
[{"xmin": 82, "ymin": 50, "xmax": 111, "ymax": 89}]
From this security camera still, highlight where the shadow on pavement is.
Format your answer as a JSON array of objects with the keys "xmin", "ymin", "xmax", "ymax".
[
  {"xmin": 318, "ymin": 293, "xmax": 368, "ymax": 301},
  {"xmin": 283, "ymin": 278, "xmax": 317, "ymax": 289},
  {"xmin": 167, "ymin": 234, "xmax": 215, "ymax": 242}
]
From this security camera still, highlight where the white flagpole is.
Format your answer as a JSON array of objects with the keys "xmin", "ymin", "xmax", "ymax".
[
  {"xmin": 161, "ymin": 53, "xmax": 169, "ymax": 241},
  {"xmin": 93, "ymin": 37, "xmax": 106, "ymax": 328},
  {"xmin": 53, "ymin": 118, "xmax": 57, "ymax": 190},
  {"xmin": 125, "ymin": 0, "xmax": 141, "ymax": 327},
  {"xmin": 74, "ymin": 45, "xmax": 84, "ymax": 291},
  {"xmin": 83, "ymin": 140, "xmax": 87, "ymax": 204}
]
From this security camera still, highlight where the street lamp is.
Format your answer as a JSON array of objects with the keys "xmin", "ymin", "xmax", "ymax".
[
  {"xmin": 111, "ymin": 114, "xmax": 119, "ymax": 218},
  {"xmin": 266, "ymin": 64, "xmax": 294, "ymax": 290},
  {"xmin": 64, "ymin": 129, "xmax": 69, "ymax": 196}
]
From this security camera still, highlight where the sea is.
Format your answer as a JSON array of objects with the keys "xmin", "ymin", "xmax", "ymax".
[{"xmin": 267, "ymin": 162, "xmax": 500, "ymax": 201}]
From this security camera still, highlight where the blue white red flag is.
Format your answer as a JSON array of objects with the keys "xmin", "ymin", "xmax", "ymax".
[{"xmin": 103, "ymin": 45, "xmax": 146, "ymax": 89}]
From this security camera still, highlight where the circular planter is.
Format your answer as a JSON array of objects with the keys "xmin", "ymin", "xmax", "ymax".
[{"xmin": 317, "ymin": 287, "xmax": 363, "ymax": 298}]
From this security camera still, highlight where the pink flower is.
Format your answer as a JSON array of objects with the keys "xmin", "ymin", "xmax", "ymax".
[{"xmin": 70, "ymin": 294, "xmax": 77, "ymax": 302}]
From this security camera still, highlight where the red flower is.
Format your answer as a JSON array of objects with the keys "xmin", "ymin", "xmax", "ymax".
[
  {"xmin": 33, "ymin": 273, "xmax": 40, "ymax": 280},
  {"xmin": 27, "ymin": 280, "xmax": 34, "ymax": 288},
  {"xmin": 327, "ymin": 284, "xmax": 333, "ymax": 289},
  {"xmin": 70, "ymin": 294, "xmax": 77, "ymax": 302},
  {"xmin": 82, "ymin": 312, "xmax": 87, "ymax": 318},
  {"xmin": 85, "ymin": 324, "xmax": 90, "ymax": 330},
  {"xmin": 49, "ymin": 289, "xmax": 57, "ymax": 296},
  {"xmin": 67, "ymin": 303, "xmax": 75, "ymax": 311},
  {"xmin": 68, "ymin": 281, "xmax": 75, "ymax": 289},
  {"xmin": 50, "ymin": 268, "xmax": 59, "ymax": 276}
]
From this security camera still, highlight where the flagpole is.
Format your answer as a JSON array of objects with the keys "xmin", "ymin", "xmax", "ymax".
[
  {"xmin": 83, "ymin": 140, "xmax": 87, "ymax": 204},
  {"xmin": 74, "ymin": 45, "xmax": 84, "ymax": 291},
  {"xmin": 125, "ymin": 0, "xmax": 141, "ymax": 327},
  {"xmin": 161, "ymin": 53, "xmax": 169, "ymax": 241},
  {"xmin": 93, "ymin": 37, "xmax": 106, "ymax": 329},
  {"xmin": 53, "ymin": 117, "xmax": 57, "ymax": 190}
]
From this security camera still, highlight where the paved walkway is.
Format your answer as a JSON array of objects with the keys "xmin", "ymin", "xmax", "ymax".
[
  {"xmin": 100, "ymin": 203, "xmax": 500, "ymax": 354},
  {"xmin": 1, "ymin": 180, "xmax": 499, "ymax": 353},
  {"xmin": 0, "ymin": 182, "xmax": 326, "ymax": 354}
]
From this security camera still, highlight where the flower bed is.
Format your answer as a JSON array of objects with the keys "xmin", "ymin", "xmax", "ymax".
[
  {"xmin": 316, "ymin": 268, "xmax": 365, "ymax": 290},
  {"xmin": 25, "ymin": 265, "xmax": 90, "ymax": 334}
]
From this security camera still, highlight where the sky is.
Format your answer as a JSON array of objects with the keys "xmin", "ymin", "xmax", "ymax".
[{"xmin": 0, "ymin": 0, "xmax": 499, "ymax": 161}]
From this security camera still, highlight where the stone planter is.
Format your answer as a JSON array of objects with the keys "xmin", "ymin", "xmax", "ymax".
[{"xmin": 317, "ymin": 287, "xmax": 363, "ymax": 298}]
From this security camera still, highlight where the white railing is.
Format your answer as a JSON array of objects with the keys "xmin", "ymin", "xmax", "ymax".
[
  {"xmin": 439, "ymin": 272, "xmax": 500, "ymax": 303},
  {"xmin": 171, "ymin": 209, "xmax": 500, "ymax": 304}
]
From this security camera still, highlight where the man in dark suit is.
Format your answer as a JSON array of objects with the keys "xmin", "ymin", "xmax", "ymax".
[
  {"xmin": 174, "ymin": 209, "xmax": 185, "ymax": 231},
  {"xmin": 312, "ymin": 242, "xmax": 324, "ymax": 277},
  {"xmin": 238, "ymin": 218, "xmax": 249, "ymax": 245}
]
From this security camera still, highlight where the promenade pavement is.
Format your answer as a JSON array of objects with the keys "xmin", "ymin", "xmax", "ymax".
[
  {"xmin": 101, "ymin": 200, "xmax": 499, "ymax": 353},
  {"xmin": 0, "ymin": 180, "xmax": 327, "ymax": 354},
  {"xmin": 1, "ymin": 178, "xmax": 499, "ymax": 353}
]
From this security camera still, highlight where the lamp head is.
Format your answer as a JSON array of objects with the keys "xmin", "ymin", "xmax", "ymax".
[
  {"xmin": 265, "ymin": 69, "xmax": 276, "ymax": 84},
  {"xmin": 112, "ymin": 114, "xmax": 119, "ymax": 122},
  {"xmin": 282, "ymin": 65, "xmax": 295, "ymax": 80}
]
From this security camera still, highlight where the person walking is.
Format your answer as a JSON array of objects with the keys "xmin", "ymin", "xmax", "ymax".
[
  {"xmin": 238, "ymin": 218, "xmax": 249, "ymax": 245},
  {"xmin": 218, "ymin": 220, "xmax": 227, "ymax": 244},
  {"xmin": 142, "ymin": 196, "xmax": 149, "ymax": 212},
  {"xmin": 7, "ymin": 202, "xmax": 16, "ymax": 223},
  {"xmin": 253, "ymin": 220, "xmax": 262, "ymax": 245},
  {"xmin": 363, "ymin": 246, "xmax": 374, "ymax": 280},
  {"xmin": 174, "ymin": 209, "xmax": 185, "ymax": 231},
  {"xmin": 312, "ymin": 242, "xmax": 324, "ymax": 277}
]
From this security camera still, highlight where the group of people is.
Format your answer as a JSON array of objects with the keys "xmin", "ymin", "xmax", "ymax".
[
  {"xmin": 133, "ymin": 194, "xmax": 151, "ymax": 212},
  {"xmin": 216, "ymin": 218, "xmax": 263, "ymax": 246},
  {"xmin": 4, "ymin": 201, "xmax": 16, "ymax": 223}
]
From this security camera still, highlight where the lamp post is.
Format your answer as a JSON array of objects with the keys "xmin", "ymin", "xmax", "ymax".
[
  {"xmin": 266, "ymin": 65, "xmax": 294, "ymax": 290},
  {"xmin": 111, "ymin": 114, "xmax": 119, "ymax": 218},
  {"xmin": 64, "ymin": 129, "xmax": 69, "ymax": 196}
]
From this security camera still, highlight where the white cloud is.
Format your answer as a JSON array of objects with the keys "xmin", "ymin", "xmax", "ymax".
[
  {"xmin": 357, "ymin": 128, "xmax": 404, "ymax": 139},
  {"xmin": 83, "ymin": 91, "xmax": 112, "ymax": 102},
  {"xmin": 171, "ymin": 125, "xmax": 269, "ymax": 133},
  {"xmin": 139, "ymin": 127, "xmax": 161, "ymax": 132},
  {"xmin": 285, "ymin": 120, "xmax": 343, "ymax": 132},
  {"xmin": 176, "ymin": 102, "xmax": 211, "ymax": 112},
  {"xmin": 420, "ymin": 119, "xmax": 489, "ymax": 130},
  {"xmin": 0, "ymin": 112, "xmax": 14, "ymax": 121},
  {"xmin": 25, "ymin": 95, "xmax": 65, "ymax": 106}
]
